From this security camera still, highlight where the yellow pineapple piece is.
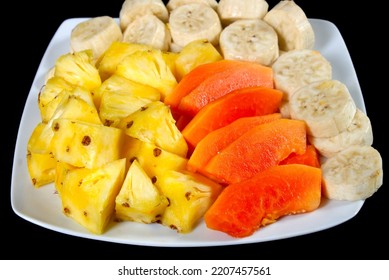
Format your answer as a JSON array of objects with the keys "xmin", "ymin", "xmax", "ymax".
[
  {"xmin": 26, "ymin": 151, "xmax": 56, "ymax": 188},
  {"xmin": 115, "ymin": 159, "xmax": 168, "ymax": 224},
  {"xmin": 60, "ymin": 158, "xmax": 126, "ymax": 234},
  {"xmin": 54, "ymin": 50, "xmax": 101, "ymax": 91},
  {"xmin": 175, "ymin": 39, "xmax": 223, "ymax": 81},
  {"xmin": 55, "ymin": 161, "xmax": 77, "ymax": 196},
  {"xmin": 27, "ymin": 122, "xmax": 53, "ymax": 154},
  {"xmin": 122, "ymin": 137, "xmax": 188, "ymax": 179},
  {"xmin": 116, "ymin": 49, "xmax": 177, "ymax": 100},
  {"xmin": 96, "ymin": 75, "xmax": 160, "ymax": 127},
  {"xmin": 156, "ymin": 170, "xmax": 222, "ymax": 233},
  {"xmin": 41, "ymin": 87, "xmax": 97, "ymax": 123},
  {"xmin": 97, "ymin": 41, "xmax": 152, "ymax": 81},
  {"xmin": 118, "ymin": 101, "xmax": 188, "ymax": 157},
  {"xmin": 38, "ymin": 76, "xmax": 74, "ymax": 122},
  {"xmin": 162, "ymin": 51, "xmax": 179, "ymax": 79},
  {"xmin": 51, "ymin": 118, "xmax": 125, "ymax": 169}
]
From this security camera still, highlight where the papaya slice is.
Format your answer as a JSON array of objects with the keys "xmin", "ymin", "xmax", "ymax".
[
  {"xmin": 204, "ymin": 164, "xmax": 322, "ymax": 238},
  {"xmin": 187, "ymin": 113, "xmax": 282, "ymax": 172},
  {"xmin": 164, "ymin": 60, "xmax": 274, "ymax": 111},
  {"xmin": 174, "ymin": 60, "xmax": 274, "ymax": 117},
  {"xmin": 164, "ymin": 60, "xmax": 235, "ymax": 109},
  {"xmin": 181, "ymin": 87, "xmax": 283, "ymax": 150},
  {"xmin": 202, "ymin": 119, "xmax": 307, "ymax": 184},
  {"xmin": 280, "ymin": 144, "xmax": 321, "ymax": 168}
]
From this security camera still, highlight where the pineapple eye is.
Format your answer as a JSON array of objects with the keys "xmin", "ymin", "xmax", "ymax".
[
  {"xmin": 122, "ymin": 202, "xmax": 130, "ymax": 208},
  {"xmin": 53, "ymin": 122, "xmax": 60, "ymax": 131},
  {"xmin": 153, "ymin": 148, "xmax": 162, "ymax": 157},
  {"xmin": 82, "ymin": 135, "xmax": 91, "ymax": 146},
  {"xmin": 126, "ymin": 120, "xmax": 134, "ymax": 129},
  {"xmin": 104, "ymin": 119, "xmax": 114, "ymax": 127}
]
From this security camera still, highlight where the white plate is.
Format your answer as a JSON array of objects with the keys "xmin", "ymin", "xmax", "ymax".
[{"xmin": 11, "ymin": 18, "xmax": 365, "ymax": 247}]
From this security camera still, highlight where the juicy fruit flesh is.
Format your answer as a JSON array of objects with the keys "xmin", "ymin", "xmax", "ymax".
[{"xmin": 204, "ymin": 164, "xmax": 322, "ymax": 238}]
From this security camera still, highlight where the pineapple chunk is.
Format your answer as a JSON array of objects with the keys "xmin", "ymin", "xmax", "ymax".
[
  {"xmin": 162, "ymin": 51, "xmax": 179, "ymax": 79},
  {"xmin": 116, "ymin": 49, "xmax": 177, "ymax": 100},
  {"xmin": 42, "ymin": 87, "xmax": 97, "ymax": 123},
  {"xmin": 118, "ymin": 101, "xmax": 188, "ymax": 157},
  {"xmin": 97, "ymin": 41, "xmax": 152, "ymax": 81},
  {"xmin": 175, "ymin": 39, "xmax": 223, "ymax": 81},
  {"xmin": 27, "ymin": 151, "xmax": 56, "ymax": 187},
  {"xmin": 96, "ymin": 75, "xmax": 160, "ymax": 127},
  {"xmin": 55, "ymin": 161, "xmax": 77, "ymax": 196},
  {"xmin": 38, "ymin": 76, "xmax": 74, "ymax": 122},
  {"xmin": 156, "ymin": 170, "xmax": 222, "ymax": 233},
  {"xmin": 115, "ymin": 160, "xmax": 168, "ymax": 224},
  {"xmin": 122, "ymin": 136, "xmax": 188, "ymax": 179},
  {"xmin": 52, "ymin": 94, "xmax": 101, "ymax": 125},
  {"xmin": 28, "ymin": 122, "xmax": 54, "ymax": 154},
  {"xmin": 54, "ymin": 50, "xmax": 101, "ymax": 91},
  {"xmin": 51, "ymin": 119, "xmax": 125, "ymax": 169},
  {"xmin": 60, "ymin": 158, "xmax": 126, "ymax": 234}
]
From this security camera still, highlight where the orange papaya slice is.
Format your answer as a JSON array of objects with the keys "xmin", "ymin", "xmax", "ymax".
[
  {"xmin": 175, "ymin": 60, "xmax": 274, "ymax": 117},
  {"xmin": 204, "ymin": 164, "xmax": 322, "ymax": 238},
  {"xmin": 181, "ymin": 87, "xmax": 283, "ymax": 150},
  {"xmin": 202, "ymin": 119, "xmax": 307, "ymax": 184},
  {"xmin": 164, "ymin": 60, "xmax": 239, "ymax": 109},
  {"xmin": 280, "ymin": 144, "xmax": 321, "ymax": 168},
  {"xmin": 187, "ymin": 113, "xmax": 282, "ymax": 172}
]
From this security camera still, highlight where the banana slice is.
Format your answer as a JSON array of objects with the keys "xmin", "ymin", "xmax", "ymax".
[
  {"xmin": 70, "ymin": 16, "xmax": 123, "ymax": 62},
  {"xmin": 166, "ymin": 0, "xmax": 218, "ymax": 11},
  {"xmin": 272, "ymin": 49, "xmax": 332, "ymax": 117},
  {"xmin": 168, "ymin": 3, "xmax": 222, "ymax": 49},
  {"xmin": 122, "ymin": 14, "xmax": 171, "ymax": 51},
  {"xmin": 217, "ymin": 0, "xmax": 269, "ymax": 26},
  {"xmin": 219, "ymin": 19, "xmax": 279, "ymax": 66},
  {"xmin": 321, "ymin": 145, "xmax": 383, "ymax": 201},
  {"xmin": 264, "ymin": 0, "xmax": 314, "ymax": 51},
  {"xmin": 289, "ymin": 79, "xmax": 357, "ymax": 138},
  {"xmin": 309, "ymin": 109, "xmax": 373, "ymax": 158},
  {"xmin": 119, "ymin": 0, "xmax": 169, "ymax": 31}
]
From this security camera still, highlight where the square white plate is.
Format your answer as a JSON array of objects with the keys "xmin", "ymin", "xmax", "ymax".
[{"xmin": 11, "ymin": 18, "xmax": 365, "ymax": 247}]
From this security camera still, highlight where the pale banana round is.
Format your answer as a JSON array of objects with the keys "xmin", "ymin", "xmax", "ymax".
[
  {"xmin": 219, "ymin": 19, "xmax": 279, "ymax": 66},
  {"xmin": 272, "ymin": 49, "xmax": 332, "ymax": 118},
  {"xmin": 166, "ymin": 0, "xmax": 218, "ymax": 11},
  {"xmin": 309, "ymin": 109, "xmax": 373, "ymax": 158},
  {"xmin": 321, "ymin": 145, "xmax": 383, "ymax": 201},
  {"xmin": 264, "ymin": 0, "xmax": 314, "ymax": 51},
  {"xmin": 168, "ymin": 3, "xmax": 222, "ymax": 48},
  {"xmin": 217, "ymin": 0, "xmax": 269, "ymax": 26},
  {"xmin": 289, "ymin": 79, "xmax": 357, "ymax": 138},
  {"xmin": 70, "ymin": 16, "xmax": 122, "ymax": 62},
  {"xmin": 122, "ymin": 14, "xmax": 171, "ymax": 51},
  {"xmin": 119, "ymin": 0, "xmax": 169, "ymax": 31}
]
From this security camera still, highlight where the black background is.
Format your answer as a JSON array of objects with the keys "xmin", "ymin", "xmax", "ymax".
[{"xmin": 3, "ymin": 0, "xmax": 387, "ymax": 260}]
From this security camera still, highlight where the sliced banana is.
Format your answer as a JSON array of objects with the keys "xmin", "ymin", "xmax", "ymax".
[
  {"xmin": 264, "ymin": 0, "xmax": 314, "ymax": 51},
  {"xmin": 289, "ymin": 79, "xmax": 357, "ymax": 138},
  {"xmin": 119, "ymin": 0, "xmax": 169, "ymax": 31},
  {"xmin": 321, "ymin": 145, "xmax": 383, "ymax": 201},
  {"xmin": 168, "ymin": 3, "xmax": 222, "ymax": 49},
  {"xmin": 272, "ymin": 49, "xmax": 332, "ymax": 117},
  {"xmin": 122, "ymin": 14, "xmax": 171, "ymax": 51},
  {"xmin": 309, "ymin": 109, "xmax": 373, "ymax": 158},
  {"xmin": 219, "ymin": 19, "xmax": 279, "ymax": 66},
  {"xmin": 217, "ymin": 0, "xmax": 269, "ymax": 26},
  {"xmin": 166, "ymin": 0, "xmax": 218, "ymax": 11},
  {"xmin": 70, "ymin": 16, "xmax": 123, "ymax": 62}
]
